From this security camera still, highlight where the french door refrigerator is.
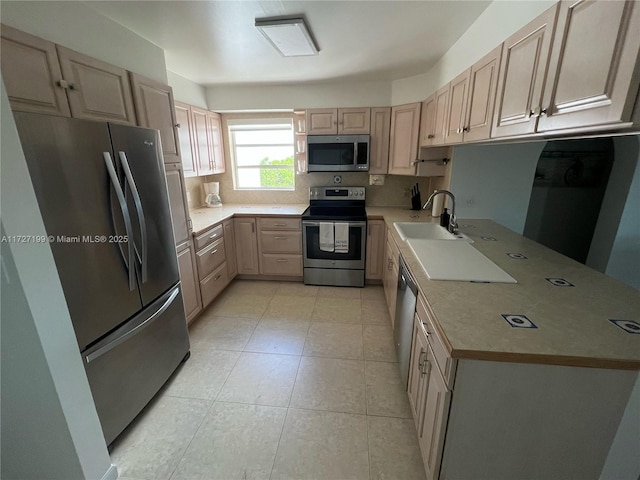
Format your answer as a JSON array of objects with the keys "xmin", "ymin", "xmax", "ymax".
[{"xmin": 14, "ymin": 112, "xmax": 190, "ymax": 445}]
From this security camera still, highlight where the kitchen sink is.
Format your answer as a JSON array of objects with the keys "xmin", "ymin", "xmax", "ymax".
[{"xmin": 393, "ymin": 222, "xmax": 473, "ymax": 243}]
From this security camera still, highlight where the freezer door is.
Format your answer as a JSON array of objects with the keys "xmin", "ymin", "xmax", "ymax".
[
  {"xmin": 108, "ymin": 123, "xmax": 179, "ymax": 306},
  {"xmin": 13, "ymin": 113, "xmax": 143, "ymax": 350},
  {"xmin": 83, "ymin": 284, "xmax": 190, "ymax": 445}
]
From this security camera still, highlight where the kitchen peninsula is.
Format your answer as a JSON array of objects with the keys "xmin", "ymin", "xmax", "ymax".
[{"xmin": 190, "ymin": 204, "xmax": 639, "ymax": 479}]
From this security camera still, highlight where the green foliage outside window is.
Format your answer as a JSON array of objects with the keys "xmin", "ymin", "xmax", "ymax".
[{"xmin": 259, "ymin": 156, "xmax": 294, "ymax": 188}]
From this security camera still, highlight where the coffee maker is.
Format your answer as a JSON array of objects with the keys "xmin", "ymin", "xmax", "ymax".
[{"xmin": 204, "ymin": 182, "xmax": 222, "ymax": 208}]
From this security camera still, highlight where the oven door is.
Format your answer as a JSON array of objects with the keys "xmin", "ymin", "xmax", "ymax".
[{"xmin": 302, "ymin": 220, "xmax": 366, "ymax": 269}]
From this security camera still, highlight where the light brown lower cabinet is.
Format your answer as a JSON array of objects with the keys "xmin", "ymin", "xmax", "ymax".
[
  {"xmin": 365, "ymin": 220, "xmax": 385, "ymax": 281},
  {"xmin": 382, "ymin": 230, "xmax": 400, "ymax": 323},
  {"xmin": 408, "ymin": 313, "xmax": 451, "ymax": 480},
  {"xmin": 234, "ymin": 217, "xmax": 260, "ymax": 275},
  {"xmin": 223, "ymin": 219, "xmax": 237, "ymax": 279},
  {"xmin": 195, "ymin": 222, "xmax": 231, "ymax": 308},
  {"xmin": 176, "ymin": 241, "xmax": 202, "ymax": 324},
  {"xmin": 257, "ymin": 217, "xmax": 303, "ymax": 277}
]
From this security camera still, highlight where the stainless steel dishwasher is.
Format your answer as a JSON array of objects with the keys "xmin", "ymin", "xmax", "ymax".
[{"xmin": 393, "ymin": 255, "xmax": 418, "ymax": 387}]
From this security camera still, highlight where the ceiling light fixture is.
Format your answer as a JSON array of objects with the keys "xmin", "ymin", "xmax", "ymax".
[{"xmin": 255, "ymin": 17, "xmax": 319, "ymax": 57}]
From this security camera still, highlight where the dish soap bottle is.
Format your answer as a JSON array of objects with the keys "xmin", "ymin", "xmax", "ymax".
[{"xmin": 440, "ymin": 208, "xmax": 450, "ymax": 229}]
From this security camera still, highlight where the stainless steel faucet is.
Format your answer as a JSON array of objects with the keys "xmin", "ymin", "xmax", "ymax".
[{"xmin": 422, "ymin": 189, "xmax": 458, "ymax": 233}]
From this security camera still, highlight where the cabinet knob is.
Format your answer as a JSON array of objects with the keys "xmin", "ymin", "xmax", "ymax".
[
  {"xmin": 462, "ymin": 126, "xmax": 469, "ymax": 133},
  {"xmin": 529, "ymin": 106, "xmax": 548, "ymax": 118},
  {"xmin": 175, "ymin": 123, "xmax": 181, "ymax": 128},
  {"xmin": 427, "ymin": 134, "xmax": 435, "ymax": 139}
]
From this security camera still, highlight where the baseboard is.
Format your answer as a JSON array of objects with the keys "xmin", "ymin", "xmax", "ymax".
[{"xmin": 100, "ymin": 464, "xmax": 118, "ymax": 480}]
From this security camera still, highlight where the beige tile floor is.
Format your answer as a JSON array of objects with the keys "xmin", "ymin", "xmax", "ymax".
[{"xmin": 111, "ymin": 280, "xmax": 426, "ymax": 480}]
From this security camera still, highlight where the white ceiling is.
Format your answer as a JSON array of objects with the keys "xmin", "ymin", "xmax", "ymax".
[{"xmin": 87, "ymin": 1, "xmax": 492, "ymax": 86}]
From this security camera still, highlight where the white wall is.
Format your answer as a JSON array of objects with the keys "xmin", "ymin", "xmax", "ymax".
[
  {"xmin": 0, "ymin": 82, "xmax": 116, "ymax": 480},
  {"xmin": 168, "ymin": 70, "xmax": 208, "ymax": 108},
  {"xmin": 449, "ymin": 141, "xmax": 545, "ymax": 234},
  {"xmin": 391, "ymin": 1, "xmax": 555, "ymax": 105},
  {"xmin": 0, "ymin": 1, "xmax": 167, "ymax": 83},
  {"xmin": 206, "ymin": 80, "xmax": 391, "ymax": 111},
  {"xmin": 600, "ymin": 375, "xmax": 640, "ymax": 480},
  {"xmin": 604, "ymin": 137, "xmax": 640, "ymax": 290}
]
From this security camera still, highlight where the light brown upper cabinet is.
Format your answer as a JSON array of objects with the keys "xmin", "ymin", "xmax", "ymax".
[
  {"xmin": 492, "ymin": 4, "xmax": 559, "ymax": 138},
  {"xmin": 537, "ymin": 0, "xmax": 640, "ymax": 132},
  {"xmin": 444, "ymin": 45, "xmax": 503, "ymax": 144},
  {"xmin": 431, "ymin": 86, "xmax": 450, "ymax": 146},
  {"xmin": 306, "ymin": 107, "xmax": 371, "ymax": 135},
  {"xmin": 462, "ymin": 45, "xmax": 502, "ymax": 142},
  {"xmin": 191, "ymin": 106, "xmax": 214, "ymax": 176},
  {"xmin": 174, "ymin": 101, "xmax": 197, "ymax": 177},
  {"xmin": 207, "ymin": 111, "xmax": 226, "ymax": 174},
  {"xmin": 130, "ymin": 73, "xmax": 181, "ymax": 164},
  {"xmin": 419, "ymin": 94, "xmax": 437, "ymax": 147},
  {"xmin": 388, "ymin": 103, "xmax": 421, "ymax": 175},
  {"xmin": 1, "ymin": 24, "xmax": 135, "ymax": 125},
  {"xmin": 369, "ymin": 107, "xmax": 392, "ymax": 175},
  {"xmin": 1, "ymin": 24, "xmax": 70, "ymax": 117},
  {"xmin": 56, "ymin": 46, "xmax": 136, "ymax": 125},
  {"xmin": 444, "ymin": 69, "xmax": 471, "ymax": 144},
  {"xmin": 174, "ymin": 102, "xmax": 226, "ymax": 177}
]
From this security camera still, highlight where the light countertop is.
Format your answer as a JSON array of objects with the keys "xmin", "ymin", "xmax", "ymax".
[
  {"xmin": 370, "ymin": 207, "xmax": 640, "ymax": 370},
  {"xmin": 189, "ymin": 204, "xmax": 307, "ymax": 236},
  {"xmin": 189, "ymin": 204, "xmax": 639, "ymax": 369}
]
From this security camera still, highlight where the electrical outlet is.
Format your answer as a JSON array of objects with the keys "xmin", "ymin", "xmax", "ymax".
[{"xmin": 403, "ymin": 188, "xmax": 411, "ymax": 197}]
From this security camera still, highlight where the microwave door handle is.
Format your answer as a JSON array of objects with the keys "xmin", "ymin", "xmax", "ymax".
[{"xmin": 353, "ymin": 142, "xmax": 358, "ymax": 165}]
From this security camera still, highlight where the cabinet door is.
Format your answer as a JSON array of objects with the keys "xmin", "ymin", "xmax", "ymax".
[
  {"xmin": 407, "ymin": 314, "xmax": 428, "ymax": 423},
  {"xmin": 164, "ymin": 163, "xmax": 191, "ymax": 248},
  {"xmin": 191, "ymin": 106, "xmax": 213, "ymax": 176},
  {"xmin": 56, "ymin": 45, "xmax": 136, "ymax": 125},
  {"xmin": 338, "ymin": 107, "xmax": 371, "ymax": 134},
  {"xmin": 0, "ymin": 24, "xmax": 70, "ymax": 117},
  {"xmin": 418, "ymin": 346, "xmax": 452, "ymax": 480},
  {"xmin": 419, "ymin": 94, "xmax": 437, "ymax": 147},
  {"xmin": 492, "ymin": 4, "xmax": 559, "ymax": 138},
  {"xmin": 174, "ymin": 102, "xmax": 197, "ymax": 177},
  {"xmin": 463, "ymin": 45, "xmax": 502, "ymax": 143},
  {"xmin": 369, "ymin": 107, "xmax": 391, "ymax": 175},
  {"xmin": 382, "ymin": 242, "xmax": 399, "ymax": 323},
  {"xmin": 177, "ymin": 242, "xmax": 202, "ymax": 324},
  {"xmin": 306, "ymin": 108, "xmax": 338, "ymax": 134},
  {"xmin": 130, "ymin": 73, "xmax": 181, "ymax": 164},
  {"xmin": 207, "ymin": 111, "xmax": 226, "ymax": 174},
  {"xmin": 444, "ymin": 69, "xmax": 471, "ymax": 144},
  {"xmin": 365, "ymin": 220, "xmax": 386, "ymax": 280},
  {"xmin": 234, "ymin": 217, "xmax": 259, "ymax": 275},
  {"xmin": 538, "ymin": 0, "xmax": 640, "ymax": 132},
  {"xmin": 388, "ymin": 102, "xmax": 421, "ymax": 175},
  {"xmin": 223, "ymin": 219, "xmax": 237, "ymax": 279},
  {"xmin": 431, "ymin": 86, "xmax": 450, "ymax": 146}
]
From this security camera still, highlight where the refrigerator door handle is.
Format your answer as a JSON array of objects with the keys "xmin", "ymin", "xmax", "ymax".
[
  {"xmin": 84, "ymin": 286, "xmax": 180, "ymax": 364},
  {"xmin": 103, "ymin": 152, "xmax": 136, "ymax": 291},
  {"xmin": 118, "ymin": 151, "xmax": 148, "ymax": 283}
]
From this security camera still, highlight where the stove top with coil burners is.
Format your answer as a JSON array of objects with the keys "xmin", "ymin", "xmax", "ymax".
[{"xmin": 302, "ymin": 186, "xmax": 367, "ymax": 221}]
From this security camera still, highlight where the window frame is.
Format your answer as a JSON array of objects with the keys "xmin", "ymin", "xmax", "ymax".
[{"xmin": 227, "ymin": 117, "xmax": 295, "ymax": 191}]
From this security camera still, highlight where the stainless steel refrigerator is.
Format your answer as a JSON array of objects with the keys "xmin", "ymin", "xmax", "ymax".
[{"xmin": 14, "ymin": 112, "xmax": 191, "ymax": 445}]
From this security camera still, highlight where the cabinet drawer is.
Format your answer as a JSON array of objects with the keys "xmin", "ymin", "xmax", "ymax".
[
  {"xmin": 417, "ymin": 293, "xmax": 457, "ymax": 388},
  {"xmin": 194, "ymin": 223, "xmax": 223, "ymax": 250},
  {"xmin": 260, "ymin": 231, "xmax": 302, "ymax": 254},
  {"xmin": 196, "ymin": 237, "xmax": 225, "ymax": 280},
  {"xmin": 258, "ymin": 217, "xmax": 301, "ymax": 231},
  {"xmin": 260, "ymin": 254, "xmax": 303, "ymax": 276},
  {"xmin": 200, "ymin": 262, "xmax": 228, "ymax": 307}
]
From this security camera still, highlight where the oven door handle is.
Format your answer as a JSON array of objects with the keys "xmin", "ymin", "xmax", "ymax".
[{"xmin": 302, "ymin": 221, "xmax": 367, "ymax": 228}]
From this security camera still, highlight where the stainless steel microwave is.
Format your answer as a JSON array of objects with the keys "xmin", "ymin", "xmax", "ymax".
[{"xmin": 306, "ymin": 135, "xmax": 370, "ymax": 172}]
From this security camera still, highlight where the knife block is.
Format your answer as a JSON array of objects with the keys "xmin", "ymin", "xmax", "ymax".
[{"xmin": 410, "ymin": 192, "xmax": 422, "ymax": 210}]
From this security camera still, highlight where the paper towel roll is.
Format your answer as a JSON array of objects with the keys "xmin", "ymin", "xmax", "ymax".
[{"xmin": 431, "ymin": 192, "xmax": 444, "ymax": 217}]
